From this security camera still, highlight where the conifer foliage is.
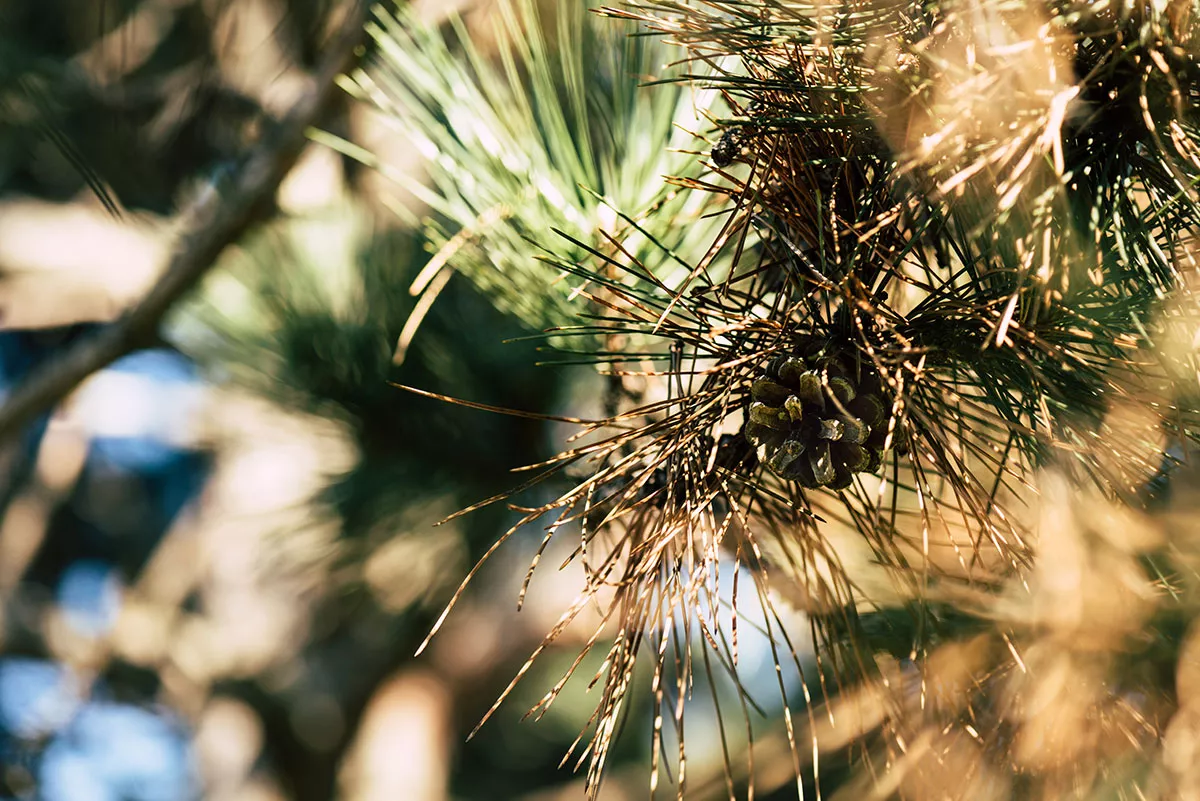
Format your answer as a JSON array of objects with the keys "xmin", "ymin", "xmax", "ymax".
[{"xmin": 359, "ymin": 0, "xmax": 1200, "ymax": 797}]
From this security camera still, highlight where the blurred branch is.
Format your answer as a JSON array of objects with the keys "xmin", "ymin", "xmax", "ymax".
[
  {"xmin": 0, "ymin": 0, "xmax": 371, "ymax": 444},
  {"xmin": 71, "ymin": 0, "xmax": 193, "ymax": 87}
]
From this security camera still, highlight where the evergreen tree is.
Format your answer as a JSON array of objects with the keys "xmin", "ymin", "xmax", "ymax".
[
  {"xmin": 7, "ymin": 0, "xmax": 1200, "ymax": 797},
  {"xmin": 351, "ymin": 0, "xmax": 1200, "ymax": 797}
]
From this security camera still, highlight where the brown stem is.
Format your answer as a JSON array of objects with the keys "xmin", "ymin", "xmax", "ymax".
[{"xmin": 0, "ymin": 0, "xmax": 371, "ymax": 444}]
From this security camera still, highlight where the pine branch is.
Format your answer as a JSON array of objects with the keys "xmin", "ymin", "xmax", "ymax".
[{"xmin": 0, "ymin": 0, "xmax": 371, "ymax": 445}]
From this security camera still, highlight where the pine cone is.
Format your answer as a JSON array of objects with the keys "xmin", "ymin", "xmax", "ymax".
[{"xmin": 744, "ymin": 346, "xmax": 889, "ymax": 489}]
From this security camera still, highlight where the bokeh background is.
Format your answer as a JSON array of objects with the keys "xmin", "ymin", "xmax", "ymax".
[{"xmin": 0, "ymin": 1, "xmax": 814, "ymax": 799}]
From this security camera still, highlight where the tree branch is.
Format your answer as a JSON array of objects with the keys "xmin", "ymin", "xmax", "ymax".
[{"xmin": 0, "ymin": 0, "xmax": 371, "ymax": 444}]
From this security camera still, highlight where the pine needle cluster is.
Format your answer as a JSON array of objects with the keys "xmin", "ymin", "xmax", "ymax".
[
  {"xmin": 336, "ymin": 0, "xmax": 734, "ymax": 362},
  {"xmin": 356, "ymin": 0, "xmax": 1200, "ymax": 797}
]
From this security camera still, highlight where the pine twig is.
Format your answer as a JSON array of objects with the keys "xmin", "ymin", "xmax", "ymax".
[{"xmin": 0, "ymin": 0, "xmax": 371, "ymax": 444}]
